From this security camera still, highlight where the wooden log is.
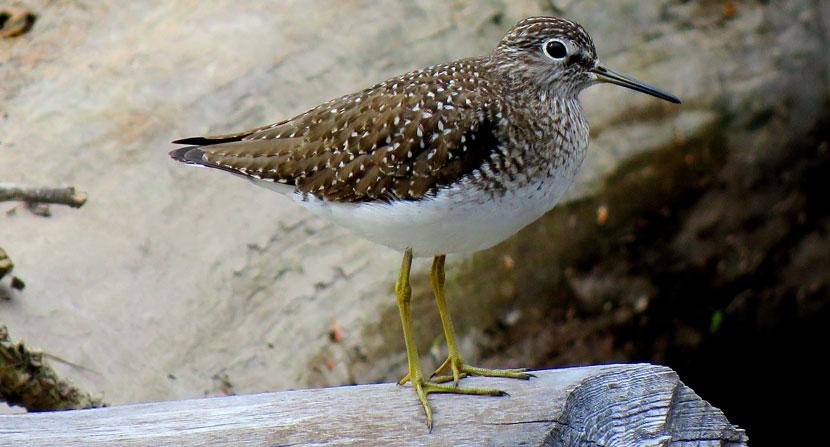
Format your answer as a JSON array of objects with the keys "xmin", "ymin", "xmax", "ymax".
[{"xmin": 0, "ymin": 364, "xmax": 746, "ymax": 446}]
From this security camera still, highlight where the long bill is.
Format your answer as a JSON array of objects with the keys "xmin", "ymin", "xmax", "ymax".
[{"xmin": 591, "ymin": 63, "xmax": 681, "ymax": 104}]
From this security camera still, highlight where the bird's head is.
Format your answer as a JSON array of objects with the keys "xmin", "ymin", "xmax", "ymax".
[{"xmin": 491, "ymin": 17, "xmax": 680, "ymax": 104}]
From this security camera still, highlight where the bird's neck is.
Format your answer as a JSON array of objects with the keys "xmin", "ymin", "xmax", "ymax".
[
  {"xmin": 493, "ymin": 88, "xmax": 590, "ymax": 188},
  {"xmin": 506, "ymin": 89, "xmax": 588, "ymax": 146}
]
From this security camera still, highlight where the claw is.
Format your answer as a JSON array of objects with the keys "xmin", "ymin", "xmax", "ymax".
[
  {"xmin": 398, "ymin": 372, "xmax": 410, "ymax": 386},
  {"xmin": 408, "ymin": 371, "xmax": 508, "ymax": 430}
]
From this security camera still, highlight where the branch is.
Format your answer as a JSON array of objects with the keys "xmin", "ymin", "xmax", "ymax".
[
  {"xmin": 0, "ymin": 5, "xmax": 37, "ymax": 38},
  {"xmin": 0, "ymin": 248, "xmax": 11, "ymax": 281},
  {"xmin": 0, "ymin": 325, "xmax": 105, "ymax": 411},
  {"xmin": 0, "ymin": 184, "xmax": 87, "ymax": 208}
]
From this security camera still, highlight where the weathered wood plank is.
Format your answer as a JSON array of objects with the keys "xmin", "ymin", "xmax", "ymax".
[{"xmin": 0, "ymin": 364, "xmax": 746, "ymax": 446}]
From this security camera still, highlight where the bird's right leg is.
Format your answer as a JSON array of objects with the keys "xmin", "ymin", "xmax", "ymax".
[{"xmin": 426, "ymin": 255, "xmax": 532, "ymax": 386}]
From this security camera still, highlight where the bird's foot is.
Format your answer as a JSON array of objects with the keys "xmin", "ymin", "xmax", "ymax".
[
  {"xmin": 399, "ymin": 356, "xmax": 533, "ymax": 387},
  {"xmin": 407, "ymin": 372, "xmax": 507, "ymax": 430},
  {"xmin": 432, "ymin": 356, "xmax": 534, "ymax": 386}
]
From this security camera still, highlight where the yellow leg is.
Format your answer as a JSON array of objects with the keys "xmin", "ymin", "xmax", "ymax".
[
  {"xmin": 403, "ymin": 255, "xmax": 533, "ymax": 387},
  {"xmin": 394, "ymin": 249, "xmax": 506, "ymax": 430}
]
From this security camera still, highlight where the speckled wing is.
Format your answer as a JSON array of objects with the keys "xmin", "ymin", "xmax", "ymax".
[{"xmin": 171, "ymin": 62, "xmax": 503, "ymax": 203}]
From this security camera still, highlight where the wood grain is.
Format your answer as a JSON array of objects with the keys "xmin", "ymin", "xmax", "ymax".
[{"xmin": 0, "ymin": 364, "xmax": 746, "ymax": 446}]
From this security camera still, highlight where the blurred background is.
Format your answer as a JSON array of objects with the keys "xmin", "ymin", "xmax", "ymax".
[{"xmin": 1, "ymin": 1, "xmax": 827, "ymax": 445}]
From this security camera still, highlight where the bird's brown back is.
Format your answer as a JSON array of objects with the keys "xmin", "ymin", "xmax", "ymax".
[{"xmin": 171, "ymin": 58, "xmax": 508, "ymax": 203}]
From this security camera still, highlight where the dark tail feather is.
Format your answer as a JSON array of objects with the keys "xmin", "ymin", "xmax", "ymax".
[
  {"xmin": 172, "ymin": 136, "xmax": 242, "ymax": 145},
  {"xmin": 172, "ymin": 127, "xmax": 263, "ymax": 145},
  {"xmin": 169, "ymin": 146, "xmax": 206, "ymax": 164},
  {"xmin": 168, "ymin": 146, "xmax": 245, "ymax": 176}
]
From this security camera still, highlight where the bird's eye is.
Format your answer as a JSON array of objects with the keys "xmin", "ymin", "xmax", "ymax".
[{"xmin": 543, "ymin": 40, "xmax": 568, "ymax": 60}]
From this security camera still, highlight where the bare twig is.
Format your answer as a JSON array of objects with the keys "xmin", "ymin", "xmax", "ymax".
[
  {"xmin": 0, "ymin": 183, "xmax": 87, "ymax": 208},
  {"xmin": 0, "ymin": 5, "xmax": 37, "ymax": 38},
  {"xmin": 0, "ymin": 247, "xmax": 23, "ymax": 291},
  {"xmin": 0, "ymin": 325, "xmax": 106, "ymax": 411},
  {"xmin": 41, "ymin": 352, "xmax": 101, "ymax": 376},
  {"xmin": 0, "ymin": 248, "xmax": 11, "ymax": 281}
]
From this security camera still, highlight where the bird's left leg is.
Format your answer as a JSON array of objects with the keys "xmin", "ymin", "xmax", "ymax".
[{"xmin": 425, "ymin": 255, "xmax": 532, "ymax": 387}]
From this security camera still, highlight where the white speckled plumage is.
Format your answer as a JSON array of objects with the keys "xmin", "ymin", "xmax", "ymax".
[{"xmin": 288, "ymin": 95, "xmax": 586, "ymax": 256}]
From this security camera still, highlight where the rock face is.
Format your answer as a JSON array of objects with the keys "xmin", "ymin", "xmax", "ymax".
[{"xmin": 0, "ymin": 0, "xmax": 827, "ymax": 435}]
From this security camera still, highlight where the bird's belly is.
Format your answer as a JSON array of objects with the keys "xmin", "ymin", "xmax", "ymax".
[{"xmin": 295, "ymin": 171, "xmax": 575, "ymax": 257}]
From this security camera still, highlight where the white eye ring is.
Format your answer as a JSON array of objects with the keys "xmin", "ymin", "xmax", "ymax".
[{"xmin": 542, "ymin": 39, "xmax": 568, "ymax": 60}]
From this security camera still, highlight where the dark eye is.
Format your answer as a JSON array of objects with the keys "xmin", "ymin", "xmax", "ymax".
[{"xmin": 543, "ymin": 40, "xmax": 568, "ymax": 60}]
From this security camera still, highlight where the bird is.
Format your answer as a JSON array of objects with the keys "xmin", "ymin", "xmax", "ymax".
[{"xmin": 169, "ymin": 16, "xmax": 680, "ymax": 429}]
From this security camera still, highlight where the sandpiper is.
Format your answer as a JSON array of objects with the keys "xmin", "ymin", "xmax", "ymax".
[{"xmin": 170, "ymin": 16, "xmax": 680, "ymax": 429}]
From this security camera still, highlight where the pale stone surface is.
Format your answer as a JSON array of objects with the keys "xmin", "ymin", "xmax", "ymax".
[
  {"xmin": 0, "ymin": 0, "xmax": 556, "ymax": 404},
  {"xmin": 1, "ymin": 0, "xmax": 827, "ymax": 407}
]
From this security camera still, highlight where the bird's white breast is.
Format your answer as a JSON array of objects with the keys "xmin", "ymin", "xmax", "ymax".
[{"xmin": 289, "ymin": 160, "xmax": 582, "ymax": 257}]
